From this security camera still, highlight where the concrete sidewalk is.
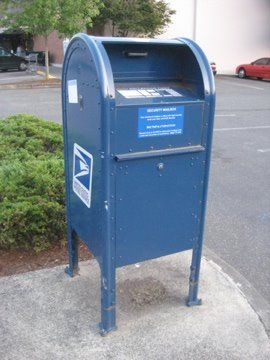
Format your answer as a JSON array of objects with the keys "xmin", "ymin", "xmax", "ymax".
[{"xmin": 0, "ymin": 253, "xmax": 269, "ymax": 360}]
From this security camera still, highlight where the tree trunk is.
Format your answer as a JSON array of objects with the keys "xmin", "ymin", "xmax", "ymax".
[
  {"xmin": 44, "ymin": 36, "xmax": 50, "ymax": 81},
  {"xmin": 87, "ymin": 24, "xmax": 105, "ymax": 36}
]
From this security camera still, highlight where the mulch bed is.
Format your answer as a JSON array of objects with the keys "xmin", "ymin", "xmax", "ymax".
[{"xmin": 0, "ymin": 240, "xmax": 93, "ymax": 277}]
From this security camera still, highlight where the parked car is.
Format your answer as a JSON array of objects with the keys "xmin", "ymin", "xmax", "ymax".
[
  {"xmin": 210, "ymin": 62, "xmax": 217, "ymax": 76},
  {"xmin": 236, "ymin": 58, "xmax": 270, "ymax": 80},
  {"xmin": 0, "ymin": 47, "xmax": 27, "ymax": 71}
]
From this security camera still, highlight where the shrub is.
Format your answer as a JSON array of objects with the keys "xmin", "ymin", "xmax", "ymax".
[
  {"xmin": 0, "ymin": 114, "xmax": 63, "ymax": 162},
  {"xmin": 0, "ymin": 114, "xmax": 65, "ymax": 252}
]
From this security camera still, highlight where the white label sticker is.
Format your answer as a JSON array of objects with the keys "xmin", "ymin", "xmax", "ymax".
[
  {"xmin": 73, "ymin": 143, "xmax": 93, "ymax": 208},
  {"xmin": 118, "ymin": 89, "xmax": 143, "ymax": 98},
  {"xmin": 117, "ymin": 88, "xmax": 183, "ymax": 99},
  {"xmin": 68, "ymin": 79, "xmax": 78, "ymax": 103}
]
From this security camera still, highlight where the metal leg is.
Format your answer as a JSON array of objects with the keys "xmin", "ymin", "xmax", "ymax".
[
  {"xmin": 187, "ymin": 239, "xmax": 203, "ymax": 307},
  {"xmin": 65, "ymin": 225, "xmax": 79, "ymax": 277},
  {"xmin": 99, "ymin": 262, "xmax": 116, "ymax": 336}
]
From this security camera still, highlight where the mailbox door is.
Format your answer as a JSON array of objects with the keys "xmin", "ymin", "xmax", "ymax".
[{"xmin": 115, "ymin": 153, "xmax": 205, "ymax": 267}]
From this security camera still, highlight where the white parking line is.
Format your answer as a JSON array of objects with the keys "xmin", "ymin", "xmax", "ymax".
[
  {"xmin": 257, "ymin": 149, "xmax": 270, "ymax": 153},
  {"xmin": 220, "ymin": 80, "xmax": 264, "ymax": 91},
  {"xmin": 216, "ymin": 114, "xmax": 236, "ymax": 117},
  {"xmin": 214, "ymin": 125, "xmax": 270, "ymax": 132}
]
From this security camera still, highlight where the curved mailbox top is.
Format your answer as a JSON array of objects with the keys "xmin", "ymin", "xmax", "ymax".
[{"xmin": 62, "ymin": 33, "xmax": 215, "ymax": 107}]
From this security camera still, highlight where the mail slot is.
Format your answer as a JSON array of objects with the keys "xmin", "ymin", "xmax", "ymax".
[{"xmin": 62, "ymin": 34, "xmax": 215, "ymax": 335}]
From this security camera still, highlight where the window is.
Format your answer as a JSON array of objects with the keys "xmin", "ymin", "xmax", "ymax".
[
  {"xmin": 0, "ymin": 48, "xmax": 11, "ymax": 57},
  {"xmin": 254, "ymin": 58, "xmax": 268, "ymax": 65}
]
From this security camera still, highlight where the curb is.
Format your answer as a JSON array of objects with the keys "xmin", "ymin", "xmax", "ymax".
[
  {"xmin": 204, "ymin": 246, "xmax": 270, "ymax": 337},
  {"xmin": 0, "ymin": 82, "xmax": 61, "ymax": 90},
  {"xmin": 36, "ymin": 70, "xmax": 57, "ymax": 79}
]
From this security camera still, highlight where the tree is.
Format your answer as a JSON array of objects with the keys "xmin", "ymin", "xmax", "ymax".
[
  {"xmin": 92, "ymin": 0, "xmax": 175, "ymax": 37},
  {"xmin": 0, "ymin": 0, "xmax": 102, "ymax": 80}
]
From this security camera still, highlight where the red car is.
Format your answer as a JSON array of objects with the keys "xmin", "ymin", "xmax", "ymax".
[
  {"xmin": 236, "ymin": 58, "xmax": 270, "ymax": 80},
  {"xmin": 210, "ymin": 62, "xmax": 217, "ymax": 76}
]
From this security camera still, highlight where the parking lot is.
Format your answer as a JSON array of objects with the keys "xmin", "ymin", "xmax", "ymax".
[
  {"xmin": 206, "ymin": 76, "xmax": 270, "ymax": 305},
  {"xmin": 0, "ymin": 75, "xmax": 269, "ymax": 305}
]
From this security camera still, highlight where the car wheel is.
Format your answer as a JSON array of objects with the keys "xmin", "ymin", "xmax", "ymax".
[
  {"xmin": 18, "ymin": 62, "xmax": 27, "ymax": 71},
  {"xmin": 238, "ymin": 68, "xmax": 246, "ymax": 78},
  {"xmin": 257, "ymin": 77, "xmax": 263, "ymax": 80}
]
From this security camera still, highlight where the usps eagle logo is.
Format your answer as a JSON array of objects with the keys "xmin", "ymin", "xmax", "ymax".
[{"xmin": 73, "ymin": 143, "xmax": 93, "ymax": 208}]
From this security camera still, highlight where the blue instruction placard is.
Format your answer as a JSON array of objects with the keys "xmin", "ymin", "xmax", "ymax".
[{"xmin": 138, "ymin": 106, "xmax": 184, "ymax": 138}]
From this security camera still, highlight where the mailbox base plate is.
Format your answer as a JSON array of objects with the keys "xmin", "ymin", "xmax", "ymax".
[
  {"xmin": 186, "ymin": 298, "xmax": 202, "ymax": 307},
  {"xmin": 99, "ymin": 323, "xmax": 117, "ymax": 336},
  {"xmin": 65, "ymin": 265, "xmax": 79, "ymax": 278}
]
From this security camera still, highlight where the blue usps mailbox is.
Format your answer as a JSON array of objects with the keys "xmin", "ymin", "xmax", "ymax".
[{"xmin": 62, "ymin": 34, "xmax": 215, "ymax": 335}]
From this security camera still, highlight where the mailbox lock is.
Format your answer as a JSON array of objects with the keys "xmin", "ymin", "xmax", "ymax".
[
  {"xmin": 78, "ymin": 94, "xmax": 83, "ymax": 111},
  {"xmin": 157, "ymin": 162, "xmax": 164, "ymax": 171}
]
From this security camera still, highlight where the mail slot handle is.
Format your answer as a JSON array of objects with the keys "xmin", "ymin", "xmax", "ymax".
[
  {"xmin": 115, "ymin": 145, "xmax": 205, "ymax": 161},
  {"xmin": 123, "ymin": 51, "xmax": 148, "ymax": 58}
]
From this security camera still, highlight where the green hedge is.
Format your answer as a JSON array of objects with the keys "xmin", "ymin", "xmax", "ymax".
[{"xmin": 0, "ymin": 114, "xmax": 65, "ymax": 252}]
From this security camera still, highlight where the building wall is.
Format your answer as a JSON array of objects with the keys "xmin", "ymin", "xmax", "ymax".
[
  {"xmin": 160, "ymin": 0, "xmax": 270, "ymax": 74},
  {"xmin": 33, "ymin": 30, "xmax": 63, "ymax": 64}
]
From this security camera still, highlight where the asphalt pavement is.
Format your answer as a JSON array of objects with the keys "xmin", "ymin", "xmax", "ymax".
[
  {"xmin": 0, "ymin": 74, "xmax": 269, "ymax": 315},
  {"xmin": 206, "ymin": 76, "xmax": 270, "ymax": 305},
  {"xmin": 0, "ymin": 83, "xmax": 61, "ymax": 123}
]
